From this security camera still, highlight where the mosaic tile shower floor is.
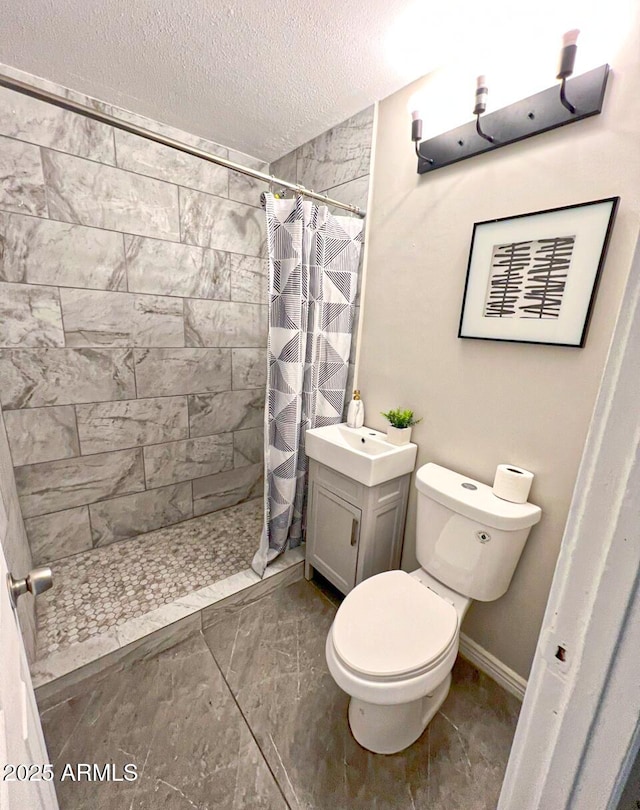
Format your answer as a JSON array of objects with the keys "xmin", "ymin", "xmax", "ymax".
[{"xmin": 36, "ymin": 498, "xmax": 263, "ymax": 659}]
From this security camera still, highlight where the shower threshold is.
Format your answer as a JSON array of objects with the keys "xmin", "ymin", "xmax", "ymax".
[{"xmin": 31, "ymin": 498, "xmax": 304, "ymax": 705}]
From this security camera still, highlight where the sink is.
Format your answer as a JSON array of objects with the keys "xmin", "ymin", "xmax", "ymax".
[{"xmin": 305, "ymin": 424, "xmax": 417, "ymax": 487}]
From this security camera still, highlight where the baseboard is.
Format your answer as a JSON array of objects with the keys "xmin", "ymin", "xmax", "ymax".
[{"xmin": 458, "ymin": 633, "xmax": 528, "ymax": 701}]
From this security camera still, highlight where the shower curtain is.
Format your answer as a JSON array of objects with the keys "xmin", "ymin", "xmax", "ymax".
[{"xmin": 252, "ymin": 193, "xmax": 364, "ymax": 576}]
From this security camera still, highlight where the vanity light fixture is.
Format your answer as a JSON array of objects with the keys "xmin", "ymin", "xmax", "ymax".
[
  {"xmin": 412, "ymin": 29, "xmax": 609, "ymax": 174},
  {"xmin": 557, "ymin": 28, "xmax": 580, "ymax": 113},
  {"xmin": 473, "ymin": 75, "xmax": 495, "ymax": 144}
]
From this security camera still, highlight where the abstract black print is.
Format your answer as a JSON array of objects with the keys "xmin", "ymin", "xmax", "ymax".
[
  {"xmin": 484, "ymin": 236, "xmax": 575, "ymax": 319},
  {"xmin": 458, "ymin": 196, "xmax": 619, "ymax": 347}
]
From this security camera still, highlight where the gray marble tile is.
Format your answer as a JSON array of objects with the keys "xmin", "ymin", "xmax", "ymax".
[
  {"xmin": 189, "ymin": 389, "xmax": 264, "ymax": 437},
  {"xmin": 203, "ymin": 579, "xmax": 517, "ymax": 810},
  {"xmin": 33, "ymin": 629, "xmax": 122, "ymax": 699},
  {"xmin": 115, "ymin": 129, "xmax": 229, "ymax": 196},
  {"xmin": 0, "ymin": 281, "xmax": 64, "ymax": 347},
  {"xmin": 76, "ymin": 396, "xmax": 188, "ymax": 454},
  {"xmin": 230, "ymin": 254, "xmax": 268, "ymax": 304},
  {"xmin": 134, "ymin": 347, "xmax": 231, "ymax": 397},
  {"xmin": 42, "ymin": 149, "xmax": 180, "ymax": 240},
  {"xmin": 0, "ymin": 135, "xmax": 46, "ymax": 216},
  {"xmin": 36, "ymin": 499, "xmax": 262, "ymax": 659},
  {"xmin": 228, "ymin": 168, "xmax": 269, "ymax": 208},
  {"xmin": 25, "ymin": 506, "xmax": 92, "ymax": 564},
  {"xmin": 0, "ymin": 406, "xmax": 36, "ymax": 660},
  {"xmin": 228, "ymin": 150, "xmax": 268, "ymax": 173},
  {"xmin": 426, "ymin": 658, "xmax": 521, "ymax": 810},
  {"xmin": 0, "ymin": 62, "xmax": 115, "ymax": 117},
  {"xmin": 114, "ymin": 106, "xmax": 229, "ymax": 160},
  {"xmin": 202, "ymin": 580, "xmax": 356, "ymax": 809},
  {"xmin": 3, "ymin": 405, "xmax": 79, "ymax": 466},
  {"xmin": 0, "ymin": 476, "xmax": 7, "ymax": 543},
  {"xmin": 0, "ymin": 85, "xmax": 115, "ymax": 164},
  {"xmin": 133, "ymin": 293, "xmax": 185, "ymax": 346},
  {"xmin": 112, "ymin": 605, "xmax": 199, "ymax": 649},
  {"xmin": 200, "ymin": 557, "xmax": 303, "ymax": 630},
  {"xmin": 193, "ymin": 463, "xmax": 263, "ymax": 516},
  {"xmin": 40, "ymin": 635, "xmax": 287, "ymax": 810},
  {"xmin": 234, "ymin": 427, "xmax": 264, "ymax": 468},
  {"xmin": 225, "ymin": 150, "xmax": 269, "ymax": 211},
  {"xmin": 180, "ymin": 187, "xmax": 265, "ymax": 256},
  {"xmin": 322, "ymin": 173, "xmax": 370, "ymax": 216},
  {"xmin": 232, "ymin": 347, "xmax": 267, "ymax": 390},
  {"xmin": 296, "ymin": 105, "xmax": 375, "ymax": 193},
  {"xmin": 60, "ymin": 288, "xmax": 163, "ymax": 348},
  {"xmin": 178, "ymin": 549, "xmax": 303, "ymax": 620},
  {"xmin": 269, "ymin": 149, "xmax": 297, "ymax": 185},
  {"xmin": 39, "ymin": 689, "xmax": 94, "ymax": 761},
  {"xmin": 185, "ymin": 299, "xmax": 267, "ymax": 347},
  {"xmin": 89, "ymin": 482, "xmax": 192, "ymax": 546},
  {"xmin": 60, "ymin": 288, "xmax": 184, "ymax": 347},
  {"xmin": 0, "ymin": 212, "xmax": 127, "ymax": 291},
  {"xmin": 144, "ymin": 434, "xmax": 234, "ymax": 488},
  {"xmin": 33, "ymin": 542, "xmax": 303, "ymax": 705},
  {"xmin": 0, "ymin": 348, "xmax": 136, "ymax": 409},
  {"xmin": 34, "ymin": 613, "xmax": 202, "ymax": 709},
  {"xmin": 15, "ymin": 447, "xmax": 145, "ymax": 517},
  {"xmin": 124, "ymin": 235, "xmax": 231, "ymax": 300}
]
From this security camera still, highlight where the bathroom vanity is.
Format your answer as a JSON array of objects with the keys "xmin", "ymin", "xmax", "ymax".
[{"xmin": 304, "ymin": 457, "xmax": 412, "ymax": 595}]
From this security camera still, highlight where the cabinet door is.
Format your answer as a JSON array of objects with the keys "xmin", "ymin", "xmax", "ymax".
[
  {"xmin": 356, "ymin": 499, "xmax": 407, "ymax": 585},
  {"xmin": 308, "ymin": 484, "xmax": 361, "ymax": 594}
]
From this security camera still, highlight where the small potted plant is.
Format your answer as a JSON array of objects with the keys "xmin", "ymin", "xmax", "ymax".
[{"xmin": 381, "ymin": 408, "xmax": 422, "ymax": 445}]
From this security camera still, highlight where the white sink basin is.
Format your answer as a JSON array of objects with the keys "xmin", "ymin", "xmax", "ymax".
[{"xmin": 305, "ymin": 424, "xmax": 417, "ymax": 487}]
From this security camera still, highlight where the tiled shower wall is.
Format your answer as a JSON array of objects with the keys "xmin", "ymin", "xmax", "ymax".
[
  {"xmin": 0, "ymin": 72, "xmax": 270, "ymax": 567},
  {"xmin": 270, "ymin": 105, "xmax": 375, "ymax": 403},
  {"xmin": 0, "ymin": 64, "xmax": 373, "ymax": 576},
  {"xmin": 0, "ymin": 405, "xmax": 36, "ymax": 659}
]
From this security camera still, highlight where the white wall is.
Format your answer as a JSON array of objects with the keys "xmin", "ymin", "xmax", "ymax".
[{"xmin": 358, "ymin": 8, "xmax": 640, "ymax": 678}]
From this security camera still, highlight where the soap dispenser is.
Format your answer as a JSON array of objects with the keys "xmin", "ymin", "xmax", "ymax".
[{"xmin": 346, "ymin": 390, "xmax": 365, "ymax": 428}]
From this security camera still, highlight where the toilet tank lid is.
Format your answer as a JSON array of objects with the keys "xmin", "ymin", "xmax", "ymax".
[{"xmin": 415, "ymin": 463, "xmax": 542, "ymax": 530}]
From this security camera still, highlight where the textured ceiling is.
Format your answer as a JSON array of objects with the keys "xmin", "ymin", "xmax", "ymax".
[
  {"xmin": 0, "ymin": 0, "xmax": 436, "ymax": 161},
  {"xmin": 0, "ymin": 1, "xmax": 624, "ymax": 161}
]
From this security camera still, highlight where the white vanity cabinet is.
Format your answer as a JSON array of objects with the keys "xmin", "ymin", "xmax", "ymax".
[{"xmin": 304, "ymin": 459, "xmax": 411, "ymax": 595}]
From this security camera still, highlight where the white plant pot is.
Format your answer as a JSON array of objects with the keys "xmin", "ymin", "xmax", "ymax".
[{"xmin": 386, "ymin": 425, "xmax": 412, "ymax": 445}]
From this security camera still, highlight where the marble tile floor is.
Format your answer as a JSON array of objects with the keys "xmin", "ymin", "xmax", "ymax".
[
  {"xmin": 41, "ymin": 576, "xmax": 521, "ymax": 810},
  {"xmin": 36, "ymin": 498, "xmax": 264, "ymax": 659}
]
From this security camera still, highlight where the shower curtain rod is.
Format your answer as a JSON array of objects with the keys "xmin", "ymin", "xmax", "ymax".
[{"xmin": 0, "ymin": 73, "xmax": 366, "ymax": 218}]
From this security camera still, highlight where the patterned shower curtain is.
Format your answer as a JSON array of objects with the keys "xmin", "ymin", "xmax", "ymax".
[{"xmin": 251, "ymin": 194, "xmax": 364, "ymax": 576}]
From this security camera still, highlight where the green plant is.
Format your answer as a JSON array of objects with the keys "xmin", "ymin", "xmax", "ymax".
[{"xmin": 381, "ymin": 408, "xmax": 422, "ymax": 429}]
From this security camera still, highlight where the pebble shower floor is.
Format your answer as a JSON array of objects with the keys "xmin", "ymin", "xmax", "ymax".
[{"xmin": 36, "ymin": 499, "xmax": 263, "ymax": 658}]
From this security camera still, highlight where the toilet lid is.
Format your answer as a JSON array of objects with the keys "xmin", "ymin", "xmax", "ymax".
[{"xmin": 332, "ymin": 570, "xmax": 458, "ymax": 678}]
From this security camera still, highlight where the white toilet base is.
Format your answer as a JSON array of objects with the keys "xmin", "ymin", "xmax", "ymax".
[{"xmin": 348, "ymin": 672, "xmax": 452, "ymax": 754}]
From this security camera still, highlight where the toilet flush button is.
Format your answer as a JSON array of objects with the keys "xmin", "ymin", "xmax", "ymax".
[{"xmin": 461, "ymin": 482, "xmax": 477, "ymax": 490}]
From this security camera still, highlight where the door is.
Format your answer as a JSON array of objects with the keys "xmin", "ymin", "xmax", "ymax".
[
  {"xmin": 0, "ymin": 542, "xmax": 58, "ymax": 809},
  {"xmin": 308, "ymin": 484, "xmax": 361, "ymax": 594}
]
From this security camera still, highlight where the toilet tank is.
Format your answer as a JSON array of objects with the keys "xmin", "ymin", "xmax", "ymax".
[{"xmin": 415, "ymin": 463, "xmax": 541, "ymax": 601}]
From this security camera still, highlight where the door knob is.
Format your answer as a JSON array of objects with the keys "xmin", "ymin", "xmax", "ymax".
[{"xmin": 7, "ymin": 567, "xmax": 53, "ymax": 608}]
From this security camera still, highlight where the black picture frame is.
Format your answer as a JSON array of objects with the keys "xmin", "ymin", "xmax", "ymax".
[{"xmin": 458, "ymin": 197, "xmax": 619, "ymax": 347}]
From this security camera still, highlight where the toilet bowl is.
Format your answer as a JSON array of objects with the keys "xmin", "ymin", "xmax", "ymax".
[
  {"xmin": 325, "ymin": 568, "xmax": 468, "ymax": 754},
  {"xmin": 325, "ymin": 462, "xmax": 542, "ymax": 754}
]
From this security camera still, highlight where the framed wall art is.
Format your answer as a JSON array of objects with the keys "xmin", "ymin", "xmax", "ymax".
[{"xmin": 458, "ymin": 197, "xmax": 619, "ymax": 347}]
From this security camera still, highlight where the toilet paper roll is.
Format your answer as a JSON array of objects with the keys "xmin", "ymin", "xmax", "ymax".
[{"xmin": 492, "ymin": 464, "xmax": 534, "ymax": 503}]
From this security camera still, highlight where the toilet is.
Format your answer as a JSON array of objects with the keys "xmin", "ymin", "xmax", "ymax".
[{"xmin": 325, "ymin": 462, "xmax": 541, "ymax": 754}]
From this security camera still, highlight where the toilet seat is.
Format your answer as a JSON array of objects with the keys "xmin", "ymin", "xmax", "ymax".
[{"xmin": 332, "ymin": 570, "xmax": 458, "ymax": 679}]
